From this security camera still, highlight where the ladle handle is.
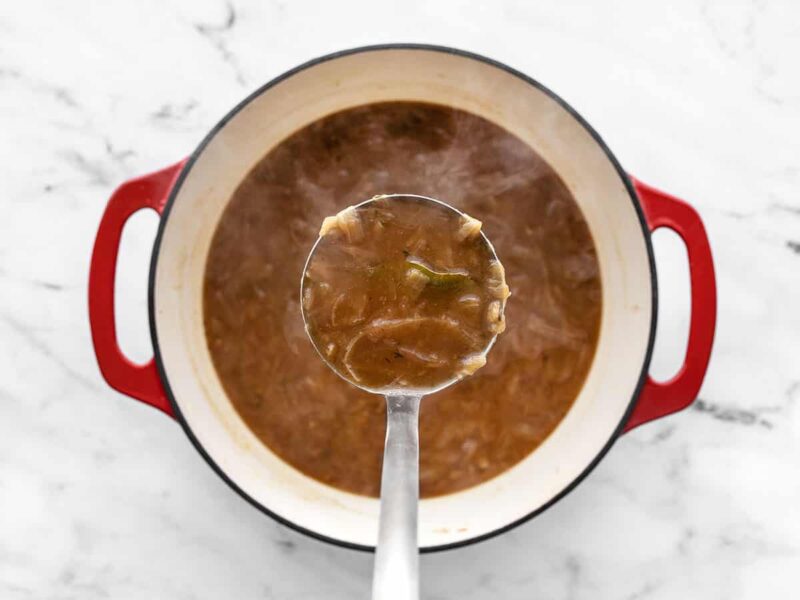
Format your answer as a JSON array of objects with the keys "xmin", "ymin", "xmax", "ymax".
[{"xmin": 372, "ymin": 394, "xmax": 422, "ymax": 600}]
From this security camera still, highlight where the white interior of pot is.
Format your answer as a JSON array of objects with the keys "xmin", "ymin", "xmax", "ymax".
[{"xmin": 152, "ymin": 48, "xmax": 653, "ymax": 549}]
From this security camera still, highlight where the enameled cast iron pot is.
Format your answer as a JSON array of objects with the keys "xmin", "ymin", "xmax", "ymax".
[{"xmin": 88, "ymin": 45, "xmax": 717, "ymax": 552}]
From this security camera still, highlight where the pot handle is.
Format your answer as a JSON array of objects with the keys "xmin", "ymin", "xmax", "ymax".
[
  {"xmin": 88, "ymin": 161, "xmax": 186, "ymax": 417},
  {"xmin": 624, "ymin": 177, "xmax": 717, "ymax": 431}
]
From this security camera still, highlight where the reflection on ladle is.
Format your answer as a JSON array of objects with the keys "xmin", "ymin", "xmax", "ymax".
[{"xmin": 300, "ymin": 194, "xmax": 508, "ymax": 600}]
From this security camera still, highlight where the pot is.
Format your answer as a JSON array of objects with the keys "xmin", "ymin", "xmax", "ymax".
[{"xmin": 88, "ymin": 45, "xmax": 716, "ymax": 552}]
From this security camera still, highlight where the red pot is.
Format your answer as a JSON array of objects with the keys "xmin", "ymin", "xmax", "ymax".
[{"xmin": 89, "ymin": 45, "xmax": 716, "ymax": 552}]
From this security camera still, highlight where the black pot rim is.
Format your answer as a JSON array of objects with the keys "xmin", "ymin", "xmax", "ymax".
[{"xmin": 147, "ymin": 43, "xmax": 658, "ymax": 554}]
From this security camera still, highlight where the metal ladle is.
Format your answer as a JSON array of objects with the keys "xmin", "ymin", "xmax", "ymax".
[{"xmin": 300, "ymin": 194, "xmax": 503, "ymax": 600}]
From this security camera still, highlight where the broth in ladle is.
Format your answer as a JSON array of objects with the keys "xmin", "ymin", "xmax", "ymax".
[{"xmin": 302, "ymin": 196, "xmax": 509, "ymax": 393}]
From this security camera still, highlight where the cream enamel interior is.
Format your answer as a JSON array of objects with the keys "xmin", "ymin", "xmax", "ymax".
[{"xmin": 152, "ymin": 48, "xmax": 654, "ymax": 549}]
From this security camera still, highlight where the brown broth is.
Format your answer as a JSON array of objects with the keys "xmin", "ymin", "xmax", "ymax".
[
  {"xmin": 302, "ymin": 197, "xmax": 508, "ymax": 392},
  {"xmin": 203, "ymin": 101, "xmax": 602, "ymax": 498}
]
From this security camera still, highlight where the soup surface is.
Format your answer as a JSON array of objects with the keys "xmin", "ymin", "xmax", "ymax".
[
  {"xmin": 302, "ymin": 196, "xmax": 508, "ymax": 392},
  {"xmin": 203, "ymin": 101, "xmax": 602, "ymax": 498}
]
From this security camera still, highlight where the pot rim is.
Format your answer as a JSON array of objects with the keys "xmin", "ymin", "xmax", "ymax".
[{"xmin": 147, "ymin": 43, "xmax": 658, "ymax": 553}]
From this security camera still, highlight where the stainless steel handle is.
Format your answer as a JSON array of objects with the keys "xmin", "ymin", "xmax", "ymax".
[{"xmin": 372, "ymin": 394, "xmax": 422, "ymax": 600}]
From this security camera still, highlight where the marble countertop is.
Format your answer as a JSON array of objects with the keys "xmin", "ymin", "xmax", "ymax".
[{"xmin": 2, "ymin": 0, "xmax": 798, "ymax": 598}]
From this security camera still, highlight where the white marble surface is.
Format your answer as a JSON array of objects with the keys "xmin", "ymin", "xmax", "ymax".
[{"xmin": 1, "ymin": 0, "xmax": 799, "ymax": 598}]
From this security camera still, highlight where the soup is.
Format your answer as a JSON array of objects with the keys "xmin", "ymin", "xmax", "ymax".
[
  {"xmin": 302, "ymin": 196, "xmax": 509, "ymax": 392},
  {"xmin": 203, "ymin": 101, "xmax": 602, "ymax": 498}
]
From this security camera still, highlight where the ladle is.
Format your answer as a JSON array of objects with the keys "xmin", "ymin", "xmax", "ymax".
[{"xmin": 300, "ymin": 194, "xmax": 504, "ymax": 600}]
